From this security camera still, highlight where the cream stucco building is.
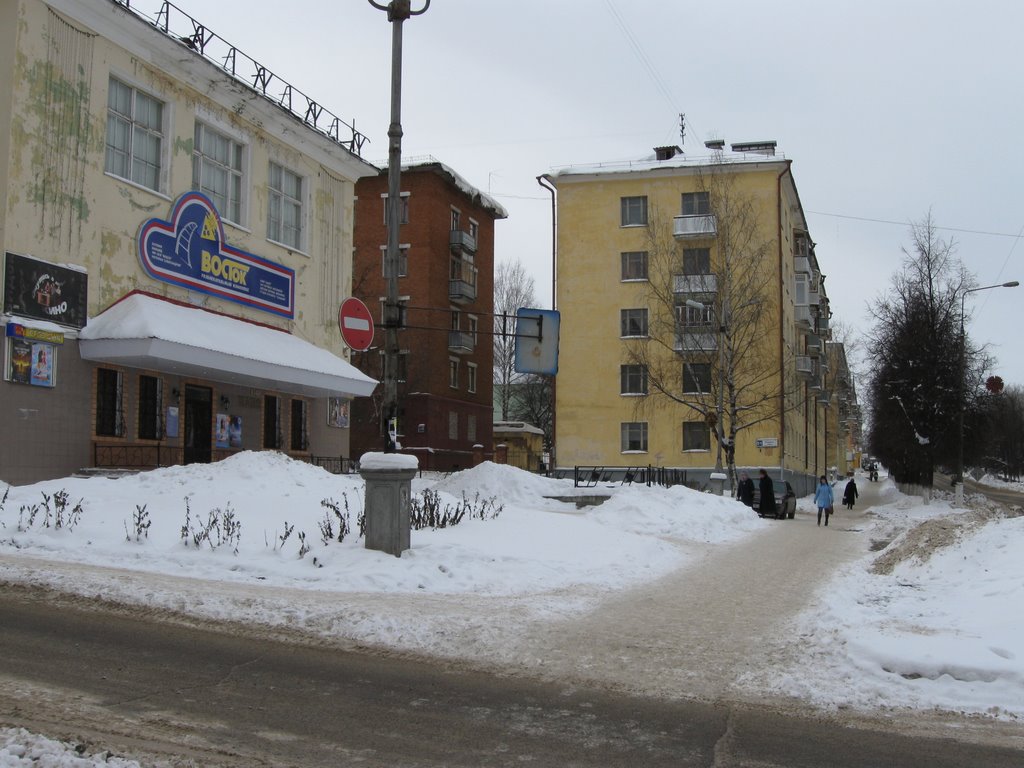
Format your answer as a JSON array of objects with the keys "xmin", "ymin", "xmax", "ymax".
[
  {"xmin": 550, "ymin": 142, "xmax": 857, "ymax": 493},
  {"xmin": 1, "ymin": 0, "xmax": 378, "ymax": 484}
]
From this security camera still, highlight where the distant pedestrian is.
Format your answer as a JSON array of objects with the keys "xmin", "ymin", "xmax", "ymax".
[
  {"xmin": 758, "ymin": 469, "xmax": 777, "ymax": 517},
  {"xmin": 814, "ymin": 475, "xmax": 834, "ymax": 526},
  {"xmin": 737, "ymin": 473, "xmax": 755, "ymax": 507},
  {"xmin": 843, "ymin": 475, "xmax": 858, "ymax": 510}
]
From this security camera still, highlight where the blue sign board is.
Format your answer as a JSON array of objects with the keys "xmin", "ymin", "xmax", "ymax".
[
  {"xmin": 514, "ymin": 308, "xmax": 560, "ymax": 375},
  {"xmin": 138, "ymin": 192, "xmax": 295, "ymax": 318}
]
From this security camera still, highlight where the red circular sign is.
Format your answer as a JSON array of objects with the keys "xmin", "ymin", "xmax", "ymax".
[{"xmin": 338, "ymin": 297, "xmax": 374, "ymax": 352}]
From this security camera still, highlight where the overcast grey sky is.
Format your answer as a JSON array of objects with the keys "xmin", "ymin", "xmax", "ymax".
[{"xmin": 164, "ymin": 0, "xmax": 1024, "ymax": 386}]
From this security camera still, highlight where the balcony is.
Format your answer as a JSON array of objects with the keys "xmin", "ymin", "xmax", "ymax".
[
  {"xmin": 449, "ymin": 259, "xmax": 478, "ymax": 304},
  {"xmin": 674, "ymin": 330, "xmax": 718, "ymax": 353},
  {"xmin": 796, "ymin": 355, "xmax": 813, "ymax": 377},
  {"xmin": 449, "ymin": 229, "xmax": 477, "ymax": 254},
  {"xmin": 673, "ymin": 214, "xmax": 717, "ymax": 239},
  {"xmin": 448, "ymin": 330, "xmax": 475, "ymax": 354},
  {"xmin": 794, "ymin": 255, "xmax": 811, "ymax": 275},
  {"xmin": 795, "ymin": 304, "xmax": 813, "ymax": 328},
  {"xmin": 673, "ymin": 273, "xmax": 718, "ymax": 294},
  {"xmin": 816, "ymin": 311, "xmax": 830, "ymax": 333}
]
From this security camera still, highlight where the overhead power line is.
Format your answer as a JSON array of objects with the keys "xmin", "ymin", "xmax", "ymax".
[{"xmin": 806, "ymin": 210, "xmax": 1024, "ymax": 240}]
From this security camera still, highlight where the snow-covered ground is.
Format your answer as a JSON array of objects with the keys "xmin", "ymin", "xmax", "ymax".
[{"xmin": 1, "ymin": 452, "xmax": 1022, "ymax": 765}]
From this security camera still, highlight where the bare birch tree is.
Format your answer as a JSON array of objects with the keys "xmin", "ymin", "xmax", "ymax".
[{"xmin": 493, "ymin": 259, "xmax": 536, "ymax": 420}]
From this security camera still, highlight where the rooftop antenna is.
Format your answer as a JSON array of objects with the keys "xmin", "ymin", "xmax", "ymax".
[{"xmin": 679, "ymin": 113, "xmax": 686, "ymax": 149}]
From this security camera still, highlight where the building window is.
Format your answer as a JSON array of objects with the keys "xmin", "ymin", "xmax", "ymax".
[
  {"xmin": 468, "ymin": 315, "xmax": 478, "ymax": 343},
  {"xmin": 621, "ymin": 422, "xmax": 648, "ymax": 452},
  {"xmin": 383, "ymin": 193, "xmax": 410, "ymax": 225},
  {"xmin": 138, "ymin": 375, "xmax": 163, "ymax": 440},
  {"xmin": 682, "ymin": 191, "xmax": 710, "ymax": 216},
  {"xmin": 620, "ymin": 196, "xmax": 648, "ymax": 227},
  {"xmin": 381, "ymin": 245, "xmax": 409, "ymax": 278},
  {"xmin": 268, "ymin": 162, "xmax": 304, "ymax": 250},
  {"xmin": 193, "ymin": 122, "xmax": 245, "ymax": 224},
  {"xmin": 621, "ymin": 251, "xmax": 648, "ymax": 281},
  {"xmin": 467, "ymin": 414, "xmax": 477, "ymax": 442},
  {"xmin": 263, "ymin": 395, "xmax": 281, "ymax": 449},
  {"xmin": 795, "ymin": 272, "xmax": 809, "ymax": 306},
  {"xmin": 683, "ymin": 421, "xmax": 711, "ymax": 451},
  {"xmin": 448, "ymin": 411, "xmax": 458, "ymax": 440},
  {"xmin": 620, "ymin": 364, "xmax": 648, "ymax": 395},
  {"xmin": 620, "ymin": 308, "xmax": 648, "ymax": 338},
  {"xmin": 96, "ymin": 368, "xmax": 124, "ymax": 437},
  {"xmin": 451, "ymin": 208, "xmax": 461, "ymax": 231},
  {"xmin": 379, "ymin": 349, "xmax": 409, "ymax": 383},
  {"xmin": 467, "ymin": 362, "xmax": 478, "ymax": 393},
  {"xmin": 678, "ymin": 300, "xmax": 714, "ymax": 328},
  {"xmin": 449, "ymin": 357, "xmax": 459, "ymax": 389},
  {"xmin": 683, "ymin": 247, "xmax": 711, "ymax": 275},
  {"xmin": 290, "ymin": 398, "xmax": 308, "ymax": 451},
  {"xmin": 105, "ymin": 77, "xmax": 164, "ymax": 192},
  {"xmin": 468, "ymin": 219, "xmax": 479, "ymax": 240},
  {"xmin": 682, "ymin": 362, "xmax": 712, "ymax": 394}
]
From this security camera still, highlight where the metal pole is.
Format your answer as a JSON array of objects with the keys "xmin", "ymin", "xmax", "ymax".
[
  {"xmin": 368, "ymin": 0, "xmax": 430, "ymax": 451},
  {"xmin": 956, "ymin": 280, "xmax": 1018, "ymax": 504}
]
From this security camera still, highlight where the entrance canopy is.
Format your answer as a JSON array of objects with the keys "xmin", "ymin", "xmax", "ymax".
[{"xmin": 79, "ymin": 292, "xmax": 377, "ymax": 398}]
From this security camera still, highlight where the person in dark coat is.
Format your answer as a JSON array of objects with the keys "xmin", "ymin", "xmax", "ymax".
[
  {"xmin": 758, "ymin": 469, "xmax": 777, "ymax": 517},
  {"xmin": 737, "ymin": 473, "xmax": 755, "ymax": 507},
  {"xmin": 843, "ymin": 475, "xmax": 859, "ymax": 510}
]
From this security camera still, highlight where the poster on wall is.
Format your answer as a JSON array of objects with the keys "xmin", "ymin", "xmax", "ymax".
[
  {"xmin": 3, "ymin": 252, "xmax": 88, "ymax": 328},
  {"xmin": 166, "ymin": 406, "xmax": 179, "ymax": 438},
  {"xmin": 327, "ymin": 397, "xmax": 350, "ymax": 428},
  {"xmin": 228, "ymin": 416, "xmax": 242, "ymax": 448},
  {"xmin": 215, "ymin": 413, "xmax": 230, "ymax": 449},
  {"xmin": 9, "ymin": 339, "xmax": 31, "ymax": 384},
  {"xmin": 29, "ymin": 343, "xmax": 54, "ymax": 387}
]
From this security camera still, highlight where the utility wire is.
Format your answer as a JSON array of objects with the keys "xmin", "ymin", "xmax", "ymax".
[{"xmin": 806, "ymin": 210, "xmax": 1024, "ymax": 240}]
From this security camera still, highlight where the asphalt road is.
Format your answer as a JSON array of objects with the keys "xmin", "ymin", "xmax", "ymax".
[{"xmin": 1, "ymin": 584, "xmax": 1022, "ymax": 767}]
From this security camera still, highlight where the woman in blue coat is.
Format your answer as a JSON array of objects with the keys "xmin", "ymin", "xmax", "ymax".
[{"xmin": 814, "ymin": 475, "xmax": 834, "ymax": 526}]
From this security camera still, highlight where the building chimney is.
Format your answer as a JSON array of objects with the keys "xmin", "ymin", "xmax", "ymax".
[{"xmin": 654, "ymin": 145, "xmax": 682, "ymax": 161}]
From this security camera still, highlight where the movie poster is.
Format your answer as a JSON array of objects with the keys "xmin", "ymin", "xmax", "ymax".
[
  {"xmin": 327, "ymin": 397, "xmax": 350, "ymax": 428},
  {"xmin": 29, "ymin": 343, "xmax": 53, "ymax": 387},
  {"xmin": 9, "ymin": 339, "xmax": 31, "ymax": 384},
  {"xmin": 215, "ymin": 413, "xmax": 230, "ymax": 449}
]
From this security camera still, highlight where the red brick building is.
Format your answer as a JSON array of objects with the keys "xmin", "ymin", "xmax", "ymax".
[{"xmin": 350, "ymin": 161, "xmax": 506, "ymax": 470}]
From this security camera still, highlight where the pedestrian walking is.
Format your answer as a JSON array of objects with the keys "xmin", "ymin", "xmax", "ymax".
[
  {"xmin": 814, "ymin": 475, "xmax": 834, "ymax": 526},
  {"xmin": 737, "ymin": 473, "xmax": 755, "ymax": 507},
  {"xmin": 757, "ymin": 469, "xmax": 777, "ymax": 517},
  {"xmin": 843, "ymin": 475, "xmax": 858, "ymax": 510}
]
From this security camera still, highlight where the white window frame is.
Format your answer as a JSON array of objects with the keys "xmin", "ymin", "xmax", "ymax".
[
  {"xmin": 467, "ymin": 362, "xmax": 478, "ymax": 394},
  {"xmin": 382, "ymin": 192, "xmax": 410, "ymax": 225},
  {"xmin": 105, "ymin": 76, "xmax": 167, "ymax": 193},
  {"xmin": 193, "ymin": 121, "xmax": 247, "ymax": 226},
  {"xmin": 449, "ymin": 357, "xmax": 459, "ymax": 389},
  {"xmin": 620, "ymin": 422, "xmax": 648, "ymax": 453},
  {"xmin": 620, "ymin": 308, "xmax": 649, "ymax": 338},
  {"xmin": 448, "ymin": 411, "xmax": 458, "ymax": 440},
  {"xmin": 620, "ymin": 364, "xmax": 648, "ymax": 396},
  {"xmin": 268, "ymin": 161, "xmax": 305, "ymax": 251},
  {"xmin": 620, "ymin": 196, "xmax": 648, "ymax": 227},
  {"xmin": 621, "ymin": 251, "xmax": 648, "ymax": 281},
  {"xmin": 380, "ymin": 244, "xmax": 410, "ymax": 278}
]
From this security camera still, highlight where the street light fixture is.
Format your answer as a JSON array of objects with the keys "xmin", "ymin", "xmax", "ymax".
[{"xmin": 955, "ymin": 280, "xmax": 1018, "ymax": 503}]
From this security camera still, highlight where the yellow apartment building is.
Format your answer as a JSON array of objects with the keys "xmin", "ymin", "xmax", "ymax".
[{"xmin": 549, "ymin": 141, "xmax": 856, "ymax": 494}]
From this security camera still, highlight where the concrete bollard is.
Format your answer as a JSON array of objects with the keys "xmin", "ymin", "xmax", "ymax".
[{"xmin": 360, "ymin": 452, "xmax": 418, "ymax": 557}]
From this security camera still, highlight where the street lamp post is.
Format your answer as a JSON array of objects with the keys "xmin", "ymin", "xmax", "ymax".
[
  {"xmin": 368, "ymin": 0, "xmax": 430, "ymax": 451},
  {"xmin": 955, "ymin": 280, "xmax": 1018, "ymax": 504}
]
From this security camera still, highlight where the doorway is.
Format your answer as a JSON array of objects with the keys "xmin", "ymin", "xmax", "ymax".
[{"xmin": 184, "ymin": 385, "xmax": 212, "ymax": 464}]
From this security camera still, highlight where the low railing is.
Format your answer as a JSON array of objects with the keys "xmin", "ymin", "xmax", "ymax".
[
  {"xmin": 93, "ymin": 442, "xmax": 177, "ymax": 468},
  {"xmin": 574, "ymin": 465, "xmax": 689, "ymax": 488},
  {"xmin": 309, "ymin": 455, "xmax": 357, "ymax": 475}
]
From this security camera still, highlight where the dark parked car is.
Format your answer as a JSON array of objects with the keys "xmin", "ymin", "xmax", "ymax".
[{"xmin": 753, "ymin": 479, "xmax": 796, "ymax": 520}]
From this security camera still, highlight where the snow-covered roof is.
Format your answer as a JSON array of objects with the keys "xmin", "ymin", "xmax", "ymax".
[
  {"xmin": 79, "ymin": 292, "xmax": 378, "ymax": 398},
  {"xmin": 375, "ymin": 156, "xmax": 509, "ymax": 219},
  {"xmin": 552, "ymin": 150, "xmax": 789, "ymax": 180},
  {"xmin": 493, "ymin": 421, "xmax": 545, "ymax": 436}
]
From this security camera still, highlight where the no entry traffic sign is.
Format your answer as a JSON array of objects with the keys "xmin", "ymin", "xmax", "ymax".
[{"xmin": 338, "ymin": 297, "xmax": 374, "ymax": 352}]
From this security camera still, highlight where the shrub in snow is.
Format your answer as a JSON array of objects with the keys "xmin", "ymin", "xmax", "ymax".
[
  {"xmin": 124, "ymin": 504, "xmax": 151, "ymax": 542},
  {"xmin": 409, "ymin": 489, "xmax": 502, "ymax": 530},
  {"xmin": 11, "ymin": 489, "xmax": 83, "ymax": 532},
  {"xmin": 179, "ymin": 497, "xmax": 242, "ymax": 554}
]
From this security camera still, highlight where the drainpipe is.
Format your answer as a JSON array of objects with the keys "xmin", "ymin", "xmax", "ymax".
[
  {"xmin": 537, "ymin": 173, "xmax": 557, "ymax": 471},
  {"xmin": 776, "ymin": 162, "xmax": 792, "ymax": 482}
]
